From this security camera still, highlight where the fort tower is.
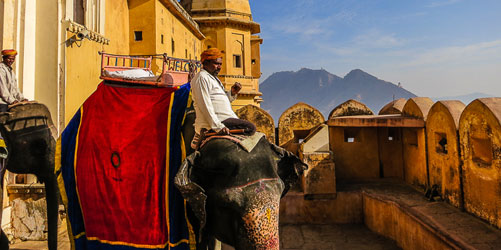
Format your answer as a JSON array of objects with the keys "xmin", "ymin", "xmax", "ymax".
[{"xmin": 180, "ymin": 0, "xmax": 263, "ymax": 108}]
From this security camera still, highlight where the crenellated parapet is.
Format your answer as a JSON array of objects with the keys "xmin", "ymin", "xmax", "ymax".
[
  {"xmin": 379, "ymin": 98, "xmax": 407, "ymax": 115},
  {"xmin": 426, "ymin": 101, "xmax": 465, "ymax": 208},
  {"xmin": 459, "ymin": 98, "xmax": 501, "ymax": 228},
  {"xmin": 235, "ymin": 104, "xmax": 275, "ymax": 143},
  {"xmin": 328, "ymin": 99, "xmax": 374, "ymax": 119},
  {"xmin": 278, "ymin": 102, "xmax": 325, "ymax": 150},
  {"xmin": 401, "ymin": 97, "xmax": 434, "ymax": 189},
  {"xmin": 256, "ymin": 96, "xmax": 501, "ymax": 230}
]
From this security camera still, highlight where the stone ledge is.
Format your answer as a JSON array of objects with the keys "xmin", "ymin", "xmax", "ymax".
[
  {"xmin": 66, "ymin": 21, "xmax": 110, "ymax": 45},
  {"xmin": 280, "ymin": 180, "xmax": 501, "ymax": 249},
  {"xmin": 6, "ymin": 184, "xmax": 46, "ymax": 203},
  {"xmin": 7, "ymin": 184, "xmax": 45, "ymax": 194},
  {"xmin": 361, "ymin": 181, "xmax": 501, "ymax": 249},
  {"xmin": 193, "ymin": 16, "xmax": 260, "ymax": 34}
]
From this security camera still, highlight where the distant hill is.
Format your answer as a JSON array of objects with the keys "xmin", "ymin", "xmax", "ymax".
[
  {"xmin": 432, "ymin": 92, "xmax": 494, "ymax": 105},
  {"xmin": 259, "ymin": 68, "xmax": 416, "ymax": 120}
]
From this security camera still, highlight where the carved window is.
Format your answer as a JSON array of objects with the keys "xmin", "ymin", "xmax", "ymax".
[
  {"xmin": 435, "ymin": 132, "xmax": 448, "ymax": 154},
  {"xmin": 344, "ymin": 128, "xmax": 361, "ymax": 143},
  {"xmin": 74, "ymin": 0, "xmax": 85, "ymax": 25},
  {"xmin": 293, "ymin": 129, "xmax": 311, "ymax": 143},
  {"xmin": 233, "ymin": 55, "xmax": 242, "ymax": 68},
  {"xmin": 388, "ymin": 127, "xmax": 400, "ymax": 141},
  {"xmin": 172, "ymin": 39, "xmax": 175, "ymax": 55},
  {"xmin": 407, "ymin": 129, "xmax": 418, "ymax": 147},
  {"xmin": 73, "ymin": 0, "xmax": 105, "ymax": 33},
  {"xmin": 134, "ymin": 31, "xmax": 143, "ymax": 41},
  {"xmin": 471, "ymin": 136, "xmax": 493, "ymax": 166}
]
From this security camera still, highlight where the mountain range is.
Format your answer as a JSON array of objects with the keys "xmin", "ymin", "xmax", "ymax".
[{"xmin": 259, "ymin": 68, "xmax": 416, "ymax": 120}]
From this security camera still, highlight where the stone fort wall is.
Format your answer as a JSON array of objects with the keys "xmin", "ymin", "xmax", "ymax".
[{"xmin": 236, "ymin": 97, "xmax": 501, "ymax": 230}]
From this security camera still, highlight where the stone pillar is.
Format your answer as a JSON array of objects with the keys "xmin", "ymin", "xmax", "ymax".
[
  {"xmin": 402, "ymin": 97, "xmax": 433, "ymax": 190},
  {"xmin": 278, "ymin": 102, "xmax": 324, "ymax": 150},
  {"xmin": 328, "ymin": 99, "xmax": 373, "ymax": 119},
  {"xmin": 235, "ymin": 104, "xmax": 275, "ymax": 143},
  {"xmin": 3, "ymin": 184, "xmax": 48, "ymax": 242},
  {"xmin": 459, "ymin": 98, "xmax": 501, "ymax": 229},
  {"xmin": 300, "ymin": 152, "xmax": 335, "ymax": 199},
  {"xmin": 426, "ymin": 100, "xmax": 465, "ymax": 207}
]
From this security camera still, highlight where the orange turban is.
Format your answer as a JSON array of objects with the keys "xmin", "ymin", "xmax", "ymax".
[
  {"xmin": 200, "ymin": 48, "xmax": 223, "ymax": 63},
  {"xmin": 1, "ymin": 49, "xmax": 17, "ymax": 56}
]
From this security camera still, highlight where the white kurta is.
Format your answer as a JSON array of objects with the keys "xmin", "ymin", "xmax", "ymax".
[
  {"xmin": 191, "ymin": 69, "xmax": 238, "ymax": 133},
  {"xmin": 0, "ymin": 62, "xmax": 24, "ymax": 105}
]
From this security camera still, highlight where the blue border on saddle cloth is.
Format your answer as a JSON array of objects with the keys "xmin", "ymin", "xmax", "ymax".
[
  {"xmin": 57, "ymin": 83, "xmax": 194, "ymax": 250},
  {"xmin": 168, "ymin": 83, "xmax": 193, "ymax": 249},
  {"xmin": 58, "ymin": 108, "xmax": 88, "ymax": 249}
]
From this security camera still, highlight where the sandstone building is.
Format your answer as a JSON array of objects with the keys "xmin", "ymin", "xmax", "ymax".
[
  {"xmin": 0, "ymin": 0, "xmax": 263, "ymax": 241},
  {"xmin": 0, "ymin": 0, "xmax": 263, "ymax": 132}
]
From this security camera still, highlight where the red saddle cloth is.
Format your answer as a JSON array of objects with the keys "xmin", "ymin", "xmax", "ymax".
[{"xmin": 75, "ymin": 83, "xmax": 174, "ymax": 246}]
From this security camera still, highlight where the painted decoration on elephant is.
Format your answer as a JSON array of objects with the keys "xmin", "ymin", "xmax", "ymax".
[
  {"xmin": 56, "ymin": 82, "xmax": 194, "ymax": 250},
  {"xmin": 240, "ymin": 180, "xmax": 281, "ymax": 250}
]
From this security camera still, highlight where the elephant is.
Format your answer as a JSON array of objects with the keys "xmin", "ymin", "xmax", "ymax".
[
  {"xmin": 176, "ymin": 111, "xmax": 307, "ymax": 250},
  {"xmin": 0, "ymin": 103, "xmax": 59, "ymax": 250}
]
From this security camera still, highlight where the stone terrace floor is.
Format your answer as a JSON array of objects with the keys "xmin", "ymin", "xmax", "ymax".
[
  {"xmin": 279, "ymin": 223, "xmax": 400, "ymax": 250},
  {"xmin": 10, "ymin": 221, "xmax": 400, "ymax": 250},
  {"xmin": 10, "ymin": 218, "xmax": 70, "ymax": 250},
  {"xmin": 10, "ymin": 180, "xmax": 501, "ymax": 249}
]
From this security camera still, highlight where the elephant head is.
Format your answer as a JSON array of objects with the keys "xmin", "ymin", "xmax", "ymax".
[
  {"xmin": 0, "ymin": 103, "xmax": 59, "ymax": 250},
  {"xmin": 176, "ymin": 127, "xmax": 307, "ymax": 249}
]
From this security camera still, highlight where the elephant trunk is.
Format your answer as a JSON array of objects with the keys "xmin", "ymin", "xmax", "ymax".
[
  {"xmin": 239, "ymin": 193, "xmax": 280, "ymax": 250},
  {"xmin": 229, "ymin": 180, "xmax": 282, "ymax": 250},
  {"xmin": 44, "ymin": 175, "xmax": 59, "ymax": 250}
]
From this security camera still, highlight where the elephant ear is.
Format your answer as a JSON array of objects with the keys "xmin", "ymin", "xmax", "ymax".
[
  {"xmin": 174, "ymin": 151, "xmax": 207, "ymax": 242},
  {"xmin": 269, "ymin": 143, "xmax": 308, "ymax": 197}
]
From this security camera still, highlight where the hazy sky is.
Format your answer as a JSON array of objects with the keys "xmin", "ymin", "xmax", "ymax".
[{"xmin": 249, "ymin": 0, "xmax": 501, "ymax": 97}]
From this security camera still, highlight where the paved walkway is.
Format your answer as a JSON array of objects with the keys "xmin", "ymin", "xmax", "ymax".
[
  {"xmin": 10, "ymin": 222, "xmax": 399, "ymax": 250},
  {"xmin": 280, "ymin": 223, "xmax": 400, "ymax": 250},
  {"xmin": 10, "ymin": 219, "xmax": 70, "ymax": 250}
]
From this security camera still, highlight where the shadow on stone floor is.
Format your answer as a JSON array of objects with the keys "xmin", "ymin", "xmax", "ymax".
[
  {"xmin": 280, "ymin": 223, "xmax": 400, "ymax": 250},
  {"xmin": 10, "ymin": 221, "xmax": 400, "ymax": 250},
  {"xmin": 10, "ymin": 218, "xmax": 70, "ymax": 250}
]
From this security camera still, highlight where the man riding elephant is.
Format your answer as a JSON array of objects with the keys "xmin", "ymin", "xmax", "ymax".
[
  {"xmin": 177, "ymin": 49, "xmax": 307, "ymax": 250},
  {"xmin": 190, "ymin": 48, "xmax": 255, "ymax": 149},
  {"xmin": 0, "ymin": 50, "xmax": 58, "ymax": 250},
  {"xmin": 0, "ymin": 49, "xmax": 29, "ymax": 111}
]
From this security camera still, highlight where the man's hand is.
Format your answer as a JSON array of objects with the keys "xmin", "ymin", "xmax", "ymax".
[
  {"xmin": 231, "ymin": 82, "xmax": 242, "ymax": 96},
  {"xmin": 8, "ymin": 101, "xmax": 20, "ymax": 109},
  {"xmin": 216, "ymin": 127, "xmax": 230, "ymax": 135}
]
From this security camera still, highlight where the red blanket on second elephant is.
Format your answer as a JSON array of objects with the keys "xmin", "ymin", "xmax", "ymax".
[
  {"xmin": 57, "ymin": 82, "xmax": 193, "ymax": 250},
  {"xmin": 76, "ymin": 83, "xmax": 173, "ymax": 245}
]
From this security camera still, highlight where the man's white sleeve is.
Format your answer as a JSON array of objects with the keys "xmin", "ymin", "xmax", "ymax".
[
  {"xmin": 11, "ymin": 79, "xmax": 24, "ymax": 101},
  {"xmin": 0, "ymin": 70, "xmax": 15, "ymax": 104},
  {"xmin": 226, "ymin": 90, "xmax": 238, "ymax": 103},
  {"xmin": 192, "ymin": 76, "xmax": 225, "ymax": 130}
]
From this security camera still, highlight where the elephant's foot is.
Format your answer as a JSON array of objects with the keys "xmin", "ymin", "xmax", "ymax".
[
  {"xmin": 0, "ymin": 231, "xmax": 9, "ymax": 250},
  {"xmin": 44, "ymin": 177, "xmax": 59, "ymax": 250}
]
